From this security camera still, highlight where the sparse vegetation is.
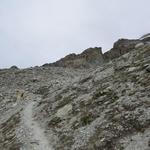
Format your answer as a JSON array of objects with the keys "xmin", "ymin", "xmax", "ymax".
[{"xmin": 48, "ymin": 116, "xmax": 62, "ymax": 127}]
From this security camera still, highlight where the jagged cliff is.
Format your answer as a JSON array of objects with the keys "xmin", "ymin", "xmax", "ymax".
[
  {"xmin": 43, "ymin": 39, "xmax": 141, "ymax": 68},
  {"xmin": 43, "ymin": 47, "xmax": 104, "ymax": 68},
  {"xmin": 0, "ymin": 37, "xmax": 150, "ymax": 150}
]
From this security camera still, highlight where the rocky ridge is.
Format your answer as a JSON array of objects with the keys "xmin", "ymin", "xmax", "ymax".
[
  {"xmin": 43, "ymin": 47, "xmax": 104, "ymax": 68},
  {"xmin": 0, "ymin": 36, "xmax": 150, "ymax": 150},
  {"xmin": 43, "ymin": 38, "xmax": 141, "ymax": 68}
]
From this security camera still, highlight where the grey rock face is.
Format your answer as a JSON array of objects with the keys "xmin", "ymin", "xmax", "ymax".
[
  {"xmin": 10, "ymin": 65, "xmax": 19, "ymax": 70},
  {"xmin": 48, "ymin": 47, "xmax": 104, "ymax": 68},
  {"xmin": 103, "ymin": 39, "xmax": 140, "ymax": 61},
  {"xmin": 44, "ymin": 39, "xmax": 141, "ymax": 68},
  {"xmin": 140, "ymin": 33, "xmax": 150, "ymax": 42},
  {"xmin": 0, "ymin": 38, "xmax": 150, "ymax": 150}
]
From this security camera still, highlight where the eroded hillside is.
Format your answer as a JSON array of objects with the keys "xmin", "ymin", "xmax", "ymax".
[{"xmin": 0, "ymin": 39, "xmax": 150, "ymax": 150}]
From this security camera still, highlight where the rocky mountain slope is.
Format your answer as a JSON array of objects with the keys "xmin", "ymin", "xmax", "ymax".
[{"xmin": 0, "ymin": 37, "xmax": 150, "ymax": 150}]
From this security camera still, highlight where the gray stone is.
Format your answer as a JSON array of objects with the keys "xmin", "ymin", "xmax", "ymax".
[
  {"xmin": 146, "ymin": 65, "xmax": 150, "ymax": 72},
  {"xmin": 0, "ymin": 37, "xmax": 150, "ymax": 150}
]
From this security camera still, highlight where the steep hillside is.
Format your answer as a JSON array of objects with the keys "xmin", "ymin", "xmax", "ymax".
[{"xmin": 0, "ymin": 38, "xmax": 150, "ymax": 150}]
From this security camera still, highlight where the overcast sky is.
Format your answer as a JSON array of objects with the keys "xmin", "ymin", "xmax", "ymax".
[{"xmin": 0, "ymin": 0, "xmax": 150, "ymax": 68}]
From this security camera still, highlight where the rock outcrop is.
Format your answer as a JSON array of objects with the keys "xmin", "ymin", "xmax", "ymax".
[
  {"xmin": 103, "ymin": 39, "xmax": 140, "ymax": 61},
  {"xmin": 46, "ymin": 47, "xmax": 104, "ymax": 68},
  {"xmin": 44, "ymin": 39, "xmax": 142, "ymax": 68},
  {"xmin": 10, "ymin": 65, "xmax": 19, "ymax": 70},
  {"xmin": 0, "ymin": 37, "xmax": 150, "ymax": 150},
  {"xmin": 140, "ymin": 33, "xmax": 150, "ymax": 42}
]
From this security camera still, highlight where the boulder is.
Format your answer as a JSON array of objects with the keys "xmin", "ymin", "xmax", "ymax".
[
  {"xmin": 56, "ymin": 104, "xmax": 73, "ymax": 118},
  {"xmin": 10, "ymin": 65, "xmax": 19, "ymax": 70},
  {"xmin": 103, "ymin": 39, "xmax": 140, "ymax": 61},
  {"xmin": 135, "ymin": 42, "xmax": 144, "ymax": 48},
  {"xmin": 140, "ymin": 33, "xmax": 150, "ymax": 42},
  {"xmin": 50, "ymin": 47, "xmax": 104, "ymax": 68}
]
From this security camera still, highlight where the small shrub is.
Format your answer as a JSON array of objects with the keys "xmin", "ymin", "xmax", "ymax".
[
  {"xmin": 56, "ymin": 93, "xmax": 77, "ymax": 110},
  {"xmin": 79, "ymin": 76, "xmax": 92, "ymax": 84},
  {"xmin": 92, "ymin": 90, "xmax": 106, "ymax": 99},
  {"xmin": 34, "ymin": 86, "xmax": 49, "ymax": 98},
  {"xmin": 49, "ymin": 116, "xmax": 62, "ymax": 127},
  {"xmin": 80, "ymin": 112, "xmax": 94, "ymax": 126}
]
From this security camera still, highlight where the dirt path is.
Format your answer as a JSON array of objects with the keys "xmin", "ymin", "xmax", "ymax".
[{"xmin": 19, "ymin": 101, "xmax": 53, "ymax": 150}]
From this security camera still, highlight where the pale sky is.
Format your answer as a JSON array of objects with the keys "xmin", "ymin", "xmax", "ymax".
[{"xmin": 0, "ymin": 0, "xmax": 150, "ymax": 68}]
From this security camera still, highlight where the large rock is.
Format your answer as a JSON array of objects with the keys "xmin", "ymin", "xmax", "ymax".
[
  {"xmin": 45, "ymin": 47, "xmax": 104, "ymax": 68},
  {"xmin": 56, "ymin": 104, "xmax": 73, "ymax": 118},
  {"xmin": 140, "ymin": 33, "xmax": 150, "ymax": 42},
  {"xmin": 103, "ymin": 39, "xmax": 140, "ymax": 61},
  {"xmin": 10, "ymin": 65, "xmax": 19, "ymax": 70},
  {"xmin": 43, "ymin": 39, "xmax": 143, "ymax": 68}
]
